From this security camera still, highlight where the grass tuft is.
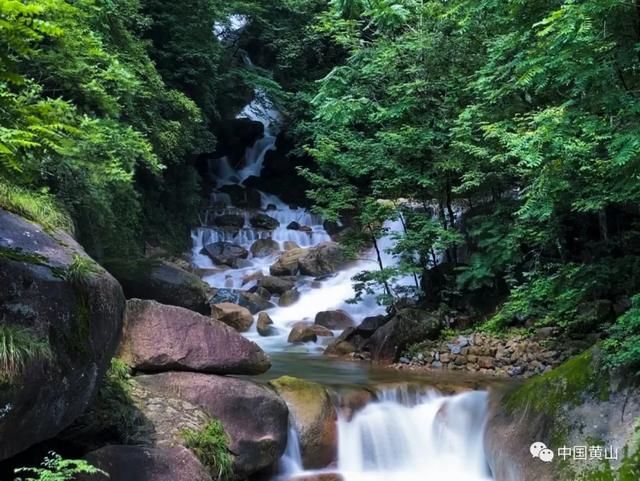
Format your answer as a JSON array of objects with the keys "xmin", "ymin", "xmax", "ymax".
[
  {"xmin": 182, "ymin": 420, "xmax": 233, "ymax": 480},
  {"xmin": 0, "ymin": 180, "xmax": 74, "ymax": 234},
  {"xmin": 0, "ymin": 324, "xmax": 52, "ymax": 383}
]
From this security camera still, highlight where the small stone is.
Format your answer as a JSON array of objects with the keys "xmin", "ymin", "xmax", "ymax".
[
  {"xmin": 431, "ymin": 361, "xmax": 442, "ymax": 369},
  {"xmin": 399, "ymin": 357, "xmax": 410, "ymax": 364}
]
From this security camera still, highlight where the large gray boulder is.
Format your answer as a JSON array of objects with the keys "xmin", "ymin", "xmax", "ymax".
[
  {"xmin": 81, "ymin": 445, "xmax": 211, "ymax": 481},
  {"xmin": 366, "ymin": 308, "xmax": 442, "ymax": 362},
  {"xmin": 202, "ymin": 242, "xmax": 249, "ymax": 268},
  {"xmin": 250, "ymin": 238, "xmax": 280, "ymax": 258},
  {"xmin": 106, "ymin": 259, "xmax": 210, "ymax": 314},
  {"xmin": 315, "ymin": 310, "xmax": 354, "ymax": 330},
  {"xmin": 136, "ymin": 372, "xmax": 288, "ymax": 478},
  {"xmin": 260, "ymin": 276, "xmax": 296, "ymax": 295},
  {"xmin": 0, "ymin": 209, "xmax": 125, "ymax": 461},
  {"xmin": 120, "ymin": 299, "xmax": 270, "ymax": 375},
  {"xmin": 298, "ymin": 242, "xmax": 346, "ymax": 277}
]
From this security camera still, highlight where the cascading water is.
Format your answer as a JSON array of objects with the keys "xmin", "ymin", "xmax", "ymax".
[
  {"xmin": 275, "ymin": 387, "xmax": 494, "ymax": 481},
  {"xmin": 335, "ymin": 389, "xmax": 493, "ymax": 481},
  {"xmin": 193, "ymin": 26, "xmax": 496, "ymax": 481}
]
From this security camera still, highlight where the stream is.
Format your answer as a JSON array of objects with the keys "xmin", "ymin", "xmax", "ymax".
[{"xmin": 192, "ymin": 59, "xmax": 498, "ymax": 481}]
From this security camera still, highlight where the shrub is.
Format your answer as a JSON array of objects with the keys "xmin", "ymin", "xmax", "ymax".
[
  {"xmin": 0, "ymin": 324, "xmax": 52, "ymax": 382},
  {"xmin": 603, "ymin": 295, "xmax": 640, "ymax": 373},
  {"xmin": 15, "ymin": 451, "xmax": 105, "ymax": 481},
  {"xmin": 182, "ymin": 420, "xmax": 233, "ymax": 480}
]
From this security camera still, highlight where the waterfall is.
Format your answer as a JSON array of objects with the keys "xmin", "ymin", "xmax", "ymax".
[{"xmin": 278, "ymin": 388, "xmax": 494, "ymax": 481}]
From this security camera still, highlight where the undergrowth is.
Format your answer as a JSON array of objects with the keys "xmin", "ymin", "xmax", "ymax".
[
  {"xmin": 15, "ymin": 451, "xmax": 105, "ymax": 481},
  {"xmin": 182, "ymin": 420, "xmax": 233, "ymax": 481},
  {"xmin": 0, "ymin": 324, "xmax": 52, "ymax": 383}
]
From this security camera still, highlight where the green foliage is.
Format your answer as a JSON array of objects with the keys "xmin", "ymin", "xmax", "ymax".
[
  {"xmin": 182, "ymin": 420, "xmax": 233, "ymax": 481},
  {"xmin": 63, "ymin": 255, "xmax": 99, "ymax": 286},
  {"xmin": 15, "ymin": 452, "xmax": 105, "ymax": 481},
  {"xmin": 0, "ymin": 324, "xmax": 52, "ymax": 383},
  {"xmin": 603, "ymin": 296, "xmax": 640, "ymax": 373}
]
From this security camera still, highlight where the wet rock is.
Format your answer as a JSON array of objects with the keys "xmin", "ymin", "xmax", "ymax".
[
  {"xmin": 367, "ymin": 308, "xmax": 442, "ymax": 362},
  {"xmin": 299, "ymin": 225, "xmax": 313, "ymax": 234},
  {"xmin": 270, "ymin": 248, "xmax": 307, "ymax": 276},
  {"xmin": 285, "ymin": 474, "xmax": 344, "ymax": 481},
  {"xmin": 136, "ymin": 372, "xmax": 288, "ymax": 478},
  {"xmin": 270, "ymin": 376, "xmax": 337, "ymax": 469},
  {"xmin": 107, "ymin": 259, "xmax": 210, "ymax": 314},
  {"xmin": 250, "ymin": 213, "xmax": 279, "ymax": 230},
  {"xmin": 213, "ymin": 214, "xmax": 244, "ymax": 230},
  {"xmin": 279, "ymin": 289, "xmax": 300, "ymax": 307},
  {"xmin": 298, "ymin": 242, "xmax": 346, "ymax": 277},
  {"xmin": 288, "ymin": 323, "xmax": 318, "ymax": 343},
  {"xmin": 218, "ymin": 184, "xmax": 262, "ymax": 209},
  {"xmin": 239, "ymin": 291, "xmax": 275, "ymax": 314},
  {"xmin": 315, "ymin": 310, "xmax": 354, "ymax": 330},
  {"xmin": 356, "ymin": 315, "xmax": 390, "ymax": 334},
  {"xmin": 324, "ymin": 341, "xmax": 356, "ymax": 357},
  {"xmin": 286, "ymin": 221, "xmax": 301, "ymax": 230},
  {"xmin": 202, "ymin": 242, "xmax": 249, "ymax": 268},
  {"xmin": 257, "ymin": 312, "xmax": 277, "ymax": 337},
  {"xmin": 209, "ymin": 288, "xmax": 240, "ymax": 305},
  {"xmin": 211, "ymin": 303, "xmax": 253, "ymax": 332},
  {"xmin": 283, "ymin": 241, "xmax": 300, "ymax": 251},
  {"xmin": 255, "ymin": 286, "xmax": 272, "ymax": 300},
  {"xmin": 337, "ymin": 388, "xmax": 376, "ymax": 421},
  {"xmin": 260, "ymin": 276, "xmax": 296, "ymax": 295},
  {"xmin": 0, "ymin": 209, "xmax": 125, "ymax": 461},
  {"xmin": 120, "ymin": 299, "xmax": 269, "ymax": 375},
  {"xmin": 250, "ymin": 238, "xmax": 280, "ymax": 258},
  {"xmin": 81, "ymin": 445, "xmax": 211, "ymax": 481}
]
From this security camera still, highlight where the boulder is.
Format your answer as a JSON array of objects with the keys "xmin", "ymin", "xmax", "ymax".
[
  {"xmin": 218, "ymin": 184, "xmax": 262, "ymax": 209},
  {"xmin": 260, "ymin": 276, "xmax": 296, "ymax": 295},
  {"xmin": 285, "ymin": 475, "xmax": 343, "ymax": 481},
  {"xmin": 81, "ymin": 445, "xmax": 211, "ymax": 481},
  {"xmin": 239, "ymin": 291, "xmax": 275, "ymax": 314},
  {"xmin": 270, "ymin": 248, "xmax": 307, "ymax": 276},
  {"xmin": 209, "ymin": 288, "xmax": 240, "ymax": 305},
  {"xmin": 107, "ymin": 259, "xmax": 210, "ymax": 314},
  {"xmin": 270, "ymin": 376, "xmax": 337, "ymax": 469},
  {"xmin": 279, "ymin": 289, "xmax": 300, "ymax": 307},
  {"xmin": 250, "ymin": 213, "xmax": 279, "ymax": 230},
  {"xmin": 366, "ymin": 308, "xmax": 442, "ymax": 362},
  {"xmin": 255, "ymin": 286, "xmax": 272, "ymax": 300},
  {"xmin": 0, "ymin": 209, "xmax": 124, "ymax": 461},
  {"xmin": 315, "ymin": 310, "xmax": 354, "ymax": 330},
  {"xmin": 136, "ymin": 372, "xmax": 288, "ymax": 477},
  {"xmin": 356, "ymin": 315, "xmax": 390, "ymax": 334},
  {"xmin": 250, "ymin": 238, "xmax": 280, "ymax": 258},
  {"xmin": 298, "ymin": 242, "xmax": 346, "ymax": 277},
  {"xmin": 120, "ymin": 299, "xmax": 270, "ymax": 375},
  {"xmin": 286, "ymin": 221, "xmax": 301, "ymax": 230},
  {"xmin": 211, "ymin": 303, "xmax": 253, "ymax": 332},
  {"xmin": 202, "ymin": 242, "xmax": 249, "ymax": 268},
  {"xmin": 257, "ymin": 312, "xmax": 277, "ymax": 337},
  {"xmin": 283, "ymin": 241, "xmax": 300, "ymax": 251},
  {"xmin": 288, "ymin": 323, "xmax": 318, "ymax": 343},
  {"xmin": 213, "ymin": 214, "xmax": 244, "ymax": 230}
]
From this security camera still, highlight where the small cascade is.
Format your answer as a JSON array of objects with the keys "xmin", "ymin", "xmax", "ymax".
[
  {"xmin": 277, "ymin": 386, "xmax": 494, "ymax": 481},
  {"xmin": 279, "ymin": 423, "xmax": 304, "ymax": 476}
]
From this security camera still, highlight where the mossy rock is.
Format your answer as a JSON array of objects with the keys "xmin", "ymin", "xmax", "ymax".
[
  {"xmin": 0, "ymin": 209, "xmax": 125, "ymax": 461},
  {"xmin": 270, "ymin": 376, "xmax": 337, "ymax": 469},
  {"xmin": 485, "ymin": 348, "xmax": 640, "ymax": 481}
]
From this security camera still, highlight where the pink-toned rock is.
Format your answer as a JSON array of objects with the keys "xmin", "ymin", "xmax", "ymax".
[
  {"xmin": 120, "ymin": 299, "xmax": 270, "ymax": 375},
  {"xmin": 211, "ymin": 302, "xmax": 254, "ymax": 331},
  {"xmin": 136, "ymin": 372, "xmax": 288, "ymax": 477},
  {"xmin": 81, "ymin": 445, "xmax": 210, "ymax": 481}
]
